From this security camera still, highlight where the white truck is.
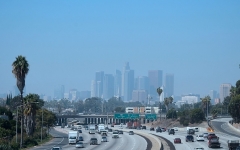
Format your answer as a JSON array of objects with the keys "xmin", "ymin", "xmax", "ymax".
[
  {"xmin": 98, "ymin": 124, "xmax": 105, "ymax": 134},
  {"xmin": 89, "ymin": 124, "xmax": 96, "ymax": 134},
  {"xmin": 112, "ymin": 130, "xmax": 119, "ymax": 138},
  {"xmin": 68, "ymin": 131, "xmax": 79, "ymax": 144}
]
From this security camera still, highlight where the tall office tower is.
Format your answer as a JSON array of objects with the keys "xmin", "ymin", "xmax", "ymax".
[
  {"xmin": 53, "ymin": 85, "xmax": 64, "ymax": 99},
  {"xmin": 132, "ymin": 90, "xmax": 148, "ymax": 102},
  {"xmin": 103, "ymin": 74, "xmax": 114, "ymax": 100},
  {"xmin": 148, "ymin": 70, "xmax": 163, "ymax": 98},
  {"xmin": 69, "ymin": 89, "xmax": 79, "ymax": 101},
  {"xmin": 114, "ymin": 70, "xmax": 122, "ymax": 97},
  {"xmin": 91, "ymin": 80, "xmax": 96, "ymax": 97},
  {"xmin": 209, "ymin": 90, "xmax": 217, "ymax": 105},
  {"xmin": 138, "ymin": 76, "xmax": 149, "ymax": 91},
  {"xmin": 95, "ymin": 71, "xmax": 104, "ymax": 97},
  {"xmin": 220, "ymin": 83, "xmax": 231, "ymax": 102},
  {"xmin": 60, "ymin": 85, "xmax": 65, "ymax": 99},
  {"xmin": 121, "ymin": 62, "xmax": 134, "ymax": 101},
  {"xmin": 165, "ymin": 74, "xmax": 174, "ymax": 97}
]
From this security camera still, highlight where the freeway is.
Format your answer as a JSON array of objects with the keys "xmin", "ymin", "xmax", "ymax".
[{"xmin": 54, "ymin": 126, "xmax": 147, "ymax": 150}]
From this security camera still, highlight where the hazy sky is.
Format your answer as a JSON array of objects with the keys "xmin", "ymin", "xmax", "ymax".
[{"xmin": 1, "ymin": 1, "xmax": 240, "ymax": 97}]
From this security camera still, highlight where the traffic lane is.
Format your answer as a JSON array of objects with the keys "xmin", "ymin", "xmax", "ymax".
[
  {"xmin": 29, "ymin": 128, "xmax": 68, "ymax": 150},
  {"xmin": 163, "ymin": 130, "xmax": 229, "ymax": 149},
  {"xmin": 212, "ymin": 120, "xmax": 240, "ymax": 138}
]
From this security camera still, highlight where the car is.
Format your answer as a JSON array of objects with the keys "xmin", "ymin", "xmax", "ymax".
[
  {"xmin": 203, "ymin": 133, "xmax": 208, "ymax": 138},
  {"xmin": 207, "ymin": 133, "xmax": 216, "ymax": 140},
  {"xmin": 186, "ymin": 135, "xmax": 194, "ymax": 142},
  {"xmin": 108, "ymin": 128, "xmax": 112, "ymax": 132},
  {"xmin": 76, "ymin": 141, "xmax": 84, "ymax": 148},
  {"xmin": 194, "ymin": 148, "xmax": 204, "ymax": 150},
  {"xmin": 129, "ymin": 131, "xmax": 134, "ymax": 135},
  {"xmin": 161, "ymin": 128, "xmax": 166, "ymax": 132},
  {"xmin": 156, "ymin": 128, "xmax": 162, "ymax": 133},
  {"xmin": 137, "ymin": 127, "xmax": 141, "ymax": 130},
  {"xmin": 78, "ymin": 130, "xmax": 82, "ymax": 133},
  {"xmin": 142, "ymin": 126, "xmax": 146, "ymax": 130},
  {"xmin": 150, "ymin": 127, "xmax": 155, "ymax": 131},
  {"xmin": 111, "ymin": 124, "xmax": 114, "ymax": 127},
  {"xmin": 90, "ymin": 138, "xmax": 98, "ymax": 145},
  {"xmin": 173, "ymin": 127, "xmax": 178, "ymax": 131},
  {"xmin": 187, "ymin": 129, "xmax": 195, "ymax": 135},
  {"xmin": 236, "ymin": 146, "xmax": 240, "ymax": 150},
  {"xmin": 51, "ymin": 147, "xmax": 62, "ymax": 150},
  {"xmin": 168, "ymin": 129, "xmax": 175, "ymax": 135},
  {"xmin": 101, "ymin": 136, "xmax": 107, "ymax": 142},
  {"xmin": 78, "ymin": 136, "xmax": 84, "ymax": 141},
  {"xmin": 196, "ymin": 134, "xmax": 204, "ymax": 141},
  {"xmin": 118, "ymin": 130, "xmax": 123, "ymax": 134},
  {"xmin": 105, "ymin": 127, "xmax": 109, "ymax": 130},
  {"xmin": 174, "ymin": 138, "xmax": 181, "ymax": 144}
]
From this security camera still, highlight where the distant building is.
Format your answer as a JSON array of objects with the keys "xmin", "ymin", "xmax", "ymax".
[
  {"xmin": 136, "ymin": 76, "xmax": 149, "ymax": 91},
  {"xmin": 209, "ymin": 90, "xmax": 218, "ymax": 104},
  {"xmin": 54, "ymin": 85, "xmax": 65, "ymax": 99},
  {"xmin": 181, "ymin": 95, "xmax": 199, "ymax": 104},
  {"xmin": 125, "ymin": 107, "xmax": 159, "ymax": 114},
  {"xmin": 132, "ymin": 90, "xmax": 148, "ymax": 102},
  {"xmin": 165, "ymin": 74, "xmax": 174, "ymax": 97},
  {"xmin": 64, "ymin": 92, "xmax": 69, "ymax": 99},
  {"xmin": 121, "ymin": 62, "xmax": 134, "ymax": 101},
  {"xmin": 95, "ymin": 71, "xmax": 104, "ymax": 97},
  {"xmin": 219, "ymin": 83, "xmax": 231, "ymax": 102},
  {"xmin": 91, "ymin": 80, "xmax": 97, "ymax": 97},
  {"xmin": 103, "ymin": 74, "xmax": 114, "ymax": 99},
  {"xmin": 69, "ymin": 89, "xmax": 79, "ymax": 101},
  {"xmin": 148, "ymin": 70, "xmax": 163, "ymax": 98},
  {"xmin": 114, "ymin": 70, "xmax": 122, "ymax": 97},
  {"xmin": 43, "ymin": 95, "xmax": 51, "ymax": 101},
  {"xmin": 215, "ymin": 98, "xmax": 221, "ymax": 104}
]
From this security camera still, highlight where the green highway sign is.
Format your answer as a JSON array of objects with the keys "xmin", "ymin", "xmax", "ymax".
[
  {"xmin": 145, "ymin": 114, "xmax": 157, "ymax": 120},
  {"xmin": 114, "ymin": 113, "xmax": 139, "ymax": 119}
]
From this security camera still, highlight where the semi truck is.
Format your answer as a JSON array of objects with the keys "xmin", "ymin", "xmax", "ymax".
[
  {"xmin": 68, "ymin": 131, "xmax": 79, "ymax": 144},
  {"xmin": 227, "ymin": 140, "xmax": 240, "ymax": 150},
  {"xmin": 98, "ymin": 124, "xmax": 105, "ymax": 134}
]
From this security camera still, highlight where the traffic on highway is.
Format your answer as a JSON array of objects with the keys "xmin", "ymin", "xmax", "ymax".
[{"xmin": 29, "ymin": 117, "xmax": 240, "ymax": 150}]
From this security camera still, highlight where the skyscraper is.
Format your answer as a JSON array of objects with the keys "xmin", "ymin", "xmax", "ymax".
[
  {"xmin": 148, "ymin": 70, "xmax": 163, "ymax": 98},
  {"xmin": 137, "ymin": 76, "xmax": 149, "ymax": 91},
  {"xmin": 121, "ymin": 62, "xmax": 134, "ymax": 101},
  {"xmin": 103, "ymin": 74, "xmax": 114, "ymax": 100},
  {"xmin": 91, "ymin": 80, "xmax": 96, "ymax": 97},
  {"xmin": 165, "ymin": 74, "xmax": 174, "ymax": 97},
  {"xmin": 220, "ymin": 83, "xmax": 231, "ymax": 102},
  {"xmin": 114, "ymin": 70, "xmax": 122, "ymax": 97},
  {"xmin": 95, "ymin": 71, "xmax": 104, "ymax": 97},
  {"xmin": 209, "ymin": 90, "xmax": 217, "ymax": 104},
  {"xmin": 53, "ymin": 85, "xmax": 64, "ymax": 99}
]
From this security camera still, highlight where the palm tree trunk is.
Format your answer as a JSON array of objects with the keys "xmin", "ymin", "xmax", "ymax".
[{"xmin": 20, "ymin": 92, "xmax": 23, "ymax": 148}]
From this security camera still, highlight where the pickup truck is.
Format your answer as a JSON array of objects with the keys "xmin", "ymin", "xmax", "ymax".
[
  {"xmin": 112, "ymin": 131, "xmax": 119, "ymax": 138},
  {"xmin": 227, "ymin": 140, "xmax": 240, "ymax": 150},
  {"xmin": 208, "ymin": 137, "xmax": 221, "ymax": 148}
]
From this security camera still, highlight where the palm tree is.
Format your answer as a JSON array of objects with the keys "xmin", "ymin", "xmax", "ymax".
[
  {"xmin": 230, "ymin": 86, "xmax": 236, "ymax": 98},
  {"xmin": 200, "ymin": 96, "xmax": 211, "ymax": 118},
  {"xmin": 12, "ymin": 55, "xmax": 29, "ymax": 147},
  {"xmin": 157, "ymin": 87, "xmax": 163, "ymax": 120}
]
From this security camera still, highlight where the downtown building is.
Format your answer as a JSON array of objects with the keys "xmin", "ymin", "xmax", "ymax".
[
  {"xmin": 114, "ymin": 70, "xmax": 122, "ymax": 97},
  {"xmin": 103, "ymin": 74, "xmax": 114, "ymax": 100},
  {"xmin": 165, "ymin": 74, "xmax": 174, "ymax": 97},
  {"xmin": 219, "ymin": 83, "xmax": 231, "ymax": 102},
  {"xmin": 148, "ymin": 70, "xmax": 163, "ymax": 99},
  {"xmin": 121, "ymin": 62, "xmax": 134, "ymax": 101}
]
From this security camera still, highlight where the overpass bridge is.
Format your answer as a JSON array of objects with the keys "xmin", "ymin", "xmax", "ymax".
[{"xmin": 56, "ymin": 114, "xmax": 166, "ymax": 125}]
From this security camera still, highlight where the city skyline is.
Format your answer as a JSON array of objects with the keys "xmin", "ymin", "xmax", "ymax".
[{"xmin": 1, "ymin": 1, "xmax": 240, "ymax": 99}]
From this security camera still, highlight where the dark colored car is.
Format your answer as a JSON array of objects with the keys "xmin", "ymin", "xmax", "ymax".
[
  {"xmin": 78, "ymin": 136, "xmax": 84, "ymax": 141},
  {"xmin": 111, "ymin": 124, "xmax": 114, "ymax": 127},
  {"xmin": 187, "ymin": 129, "xmax": 195, "ymax": 135},
  {"xmin": 174, "ymin": 138, "xmax": 181, "ymax": 144},
  {"xmin": 236, "ymin": 146, "xmax": 240, "ymax": 150},
  {"xmin": 168, "ymin": 129, "xmax": 175, "ymax": 135},
  {"xmin": 129, "ymin": 131, "xmax": 134, "ymax": 135},
  {"xmin": 156, "ymin": 128, "xmax": 162, "ymax": 133},
  {"xmin": 51, "ymin": 147, "xmax": 62, "ymax": 150},
  {"xmin": 108, "ymin": 128, "xmax": 112, "ymax": 132},
  {"xmin": 150, "ymin": 127, "xmax": 155, "ymax": 131},
  {"xmin": 186, "ymin": 135, "xmax": 194, "ymax": 142},
  {"xmin": 90, "ymin": 138, "xmax": 98, "ymax": 145},
  {"xmin": 78, "ymin": 130, "xmax": 82, "ymax": 133},
  {"xmin": 207, "ymin": 133, "xmax": 216, "ymax": 140},
  {"xmin": 142, "ymin": 126, "xmax": 146, "ymax": 130},
  {"xmin": 118, "ymin": 130, "xmax": 123, "ymax": 134},
  {"xmin": 208, "ymin": 137, "xmax": 220, "ymax": 148}
]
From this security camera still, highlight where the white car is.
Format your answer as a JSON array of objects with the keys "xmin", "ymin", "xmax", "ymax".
[
  {"xmin": 203, "ymin": 133, "xmax": 208, "ymax": 138},
  {"xmin": 76, "ymin": 141, "xmax": 84, "ymax": 148},
  {"xmin": 196, "ymin": 134, "xmax": 204, "ymax": 141},
  {"xmin": 173, "ymin": 127, "xmax": 178, "ymax": 131}
]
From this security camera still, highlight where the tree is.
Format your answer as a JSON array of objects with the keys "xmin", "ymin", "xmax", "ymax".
[
  {"xmin": 12, "ymin": 55, "xmax": 29, "ymax": 148},
  {"xmin": 23, "ymin": 94, "xmax": 43, "ymax": 136},
  {"xmin": 228, "ymin": 95, "xmax": 240, "ymax": 123},
  {"xmin": 200, "ymin": 96, "xmax": 211, "ymax": 117},
  {"xmin": 114, "ymin": 107, "xmax": 125, "ymax": 113},
  {"xmin": 84, "ymin": 97, "xmax": 103, "ymax": 113}
]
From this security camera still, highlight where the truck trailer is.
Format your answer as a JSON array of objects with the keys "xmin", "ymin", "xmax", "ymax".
[{"xmin": 68, "ymin": 131, "xmax": 79, "ymax": 144}]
